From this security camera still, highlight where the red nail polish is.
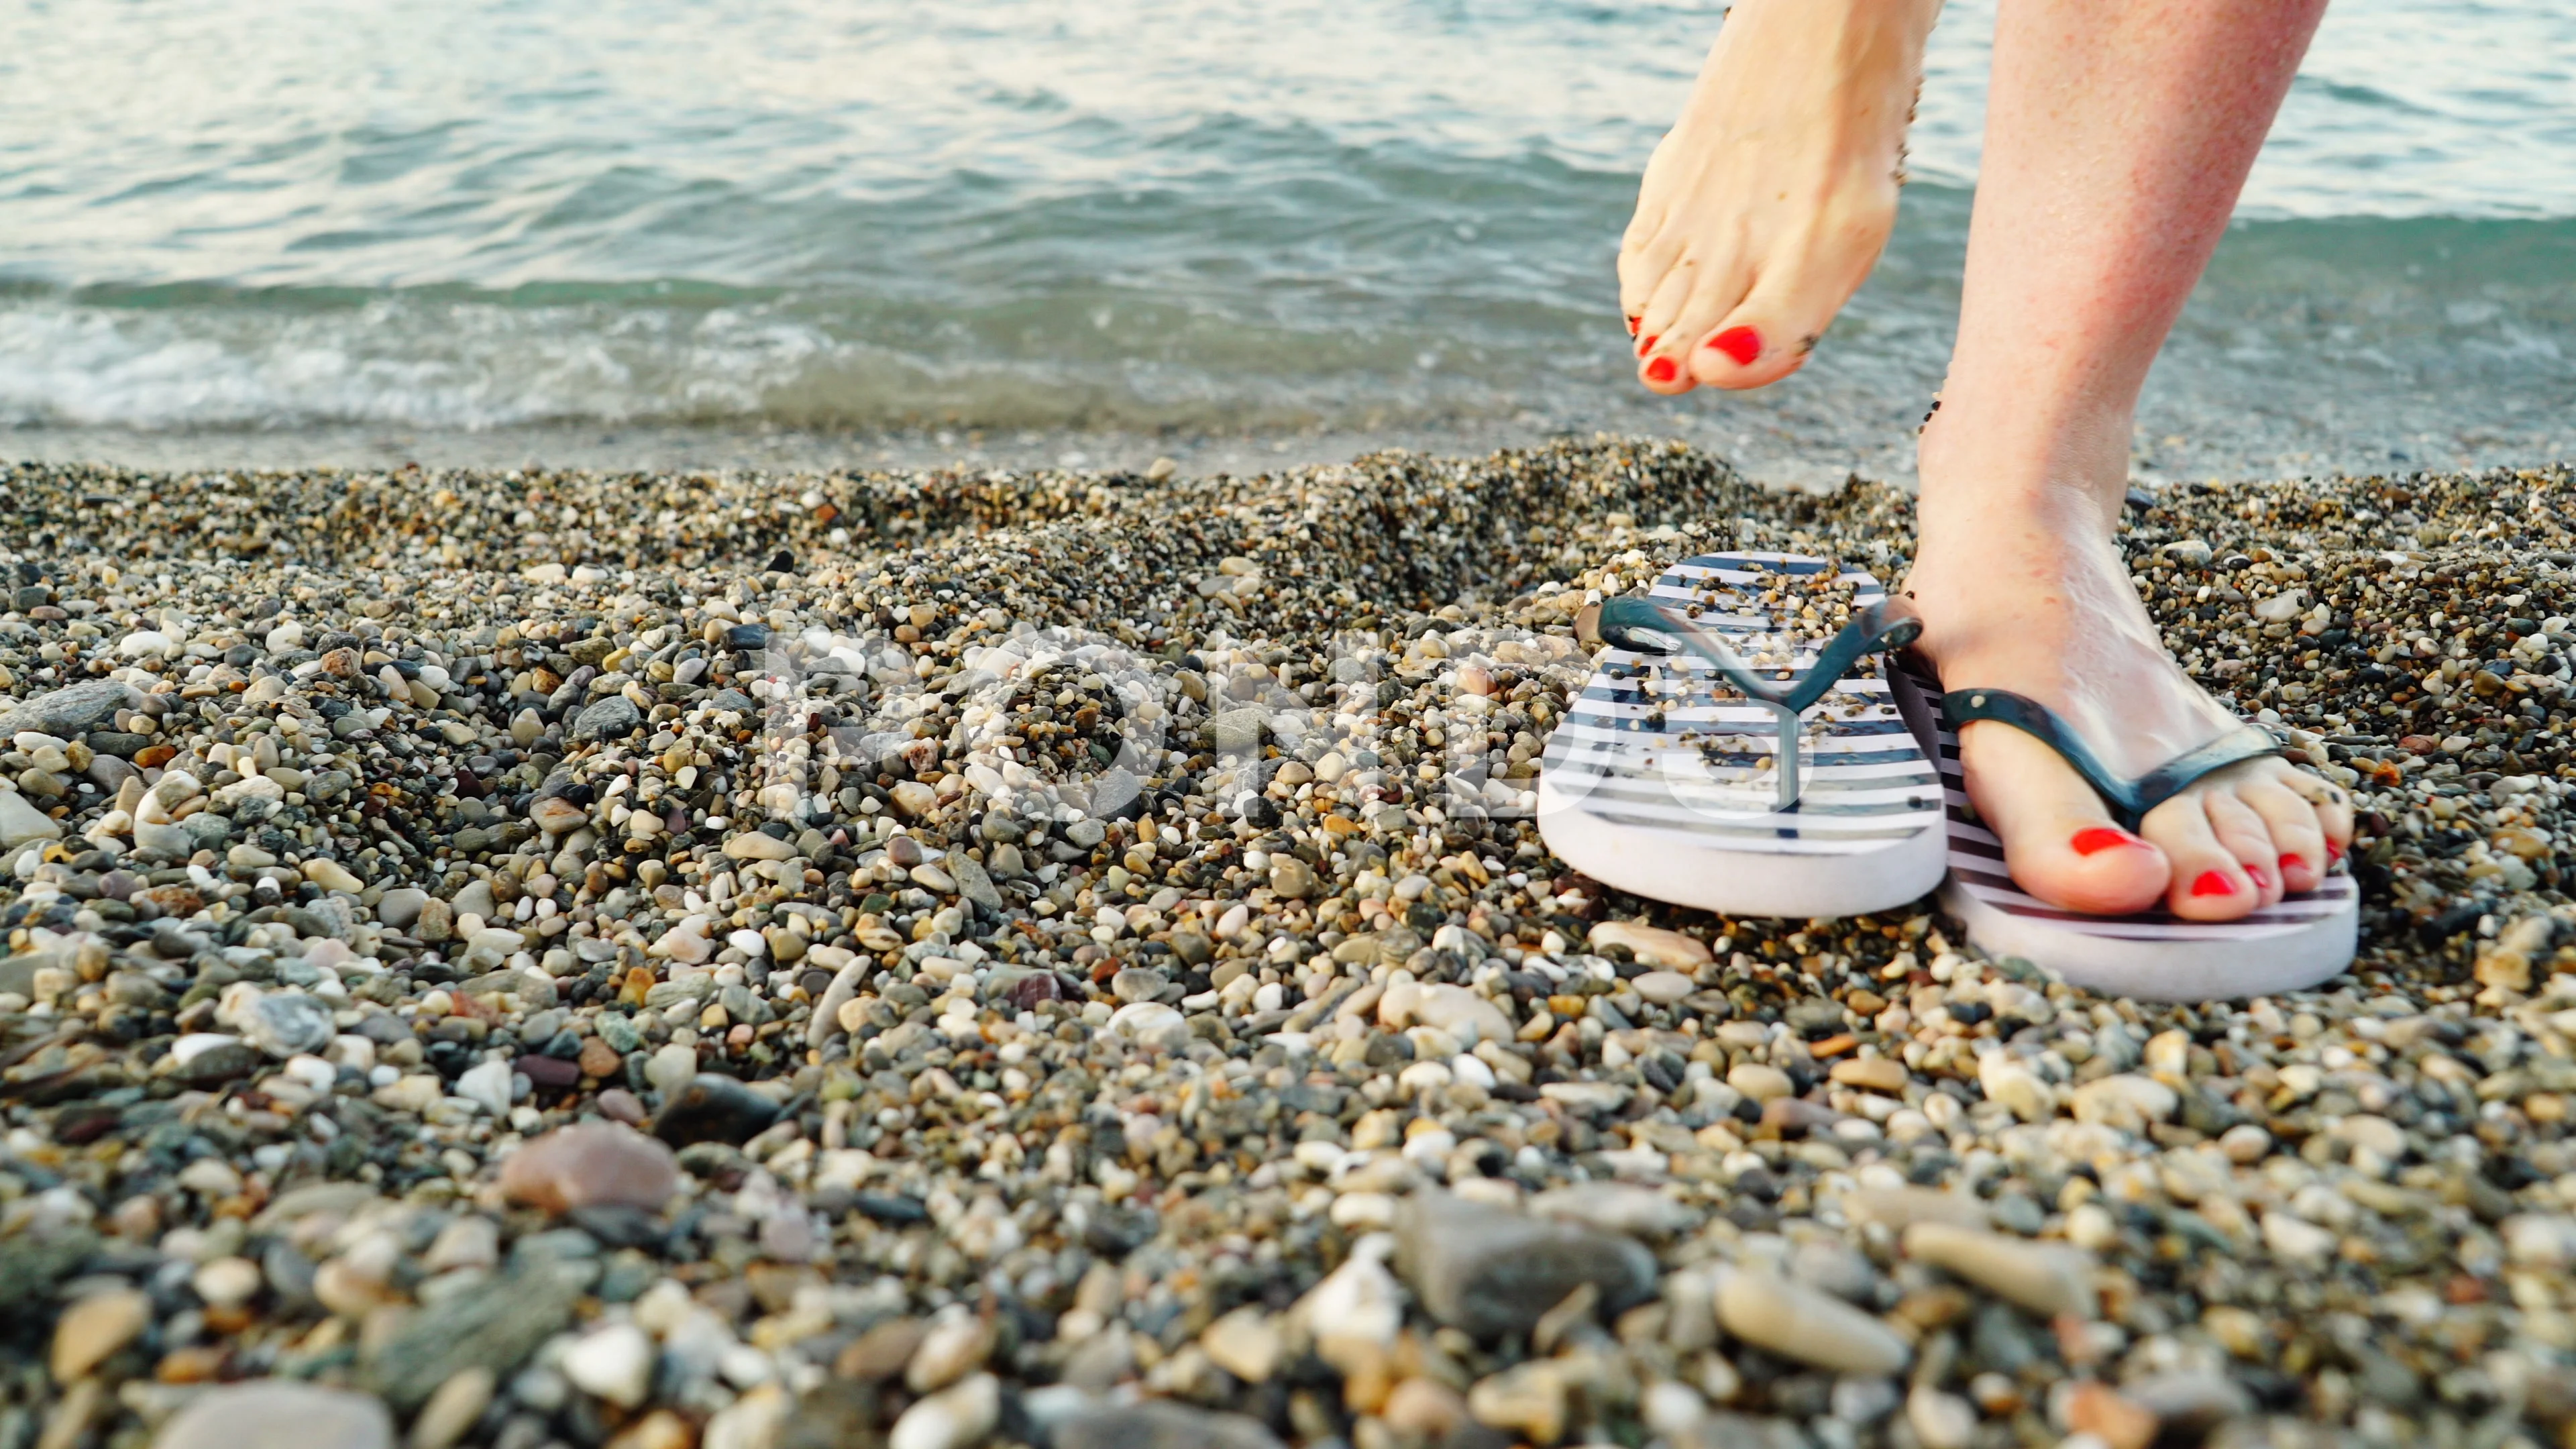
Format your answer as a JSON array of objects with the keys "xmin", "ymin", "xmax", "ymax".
[
  {"xmin": 1646, "ymin": 357, "xmax": 1678, "ymax": 384},
  {"xmin": 2279, "ymin": 854, "xmax": 2307, "ymax": 875},
  {"xmin": 2070, "ymin": 826, "xmax": 2139, "ymax": 857},
  {"xmin": 1710, "ymin": 325, "xmax": 1761, "ymax": 365},
  {"xmin": 2326, "ymin": 839, "xmax": 2345, "ymax": 863},
  {"xmin": 2190, "ymin": 870, "xmax": 2237, "ymax": 898},
  {"xmin": 1640, "ymin": 334, "xmax": 1660, "ymax": 354},
  {"xmin": 2247, "ymin": 864, "xmax": 2271, "ymax": 890},
  {"xmin": 1627, "ymin": 315, "xmax": 1641, "ymax": 337}
]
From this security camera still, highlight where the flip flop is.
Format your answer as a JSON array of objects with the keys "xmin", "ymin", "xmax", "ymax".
[
  {"xmin": 1536, "ymin": 552, "xmax": 1949, "ymax": 918},
  {"xmin": 1888, "ymin": 660, "xmax": 2358, "ymax": 1001}
]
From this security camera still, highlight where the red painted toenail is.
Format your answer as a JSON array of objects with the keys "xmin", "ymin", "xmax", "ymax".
[
  {"xmin": 2247, "ymin": 864, "xmax": 2271, "ymax": 890},
  {"xmin": 2326, "ymin": 839, "xmax": 2345, "ymax": 863},
  {"xmin": 1639, "ymin": 334, "xmax": 1659, "ymax": 354},
  {"xmin": 1626, "ymin": 315, "xmax": 1641, "ymax": 336},
  {"xmin": 2190, "ymin": 870, "xmax": 2237, "ymax": 898},
  {"xmin": 2070, "ymin": 826, "xmax": 2141, "ymax": 856},
  {"xmin": 1710, "ymin": 326, "xmax": 1762, "ymax": 365},
  {"xmin": 2279, "ymin": 854, "xmax": 2307, "ymax": 875},
  {"xmin": 1646, "ymin": 357, "xmax": 1678, "ymax": 384}
]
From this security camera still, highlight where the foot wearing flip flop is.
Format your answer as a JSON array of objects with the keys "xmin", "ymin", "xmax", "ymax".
[
  {"xmin": 1907, "ymin": 433, "xmax": 2354, "ymax": 923},
  {"xmin": 1619, "ymin": 0, "xmax": 1939, "ymax": 394}
]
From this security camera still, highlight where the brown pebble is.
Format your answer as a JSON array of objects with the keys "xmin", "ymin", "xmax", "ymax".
[
  {"xmin": 1381, "ymin": 1379, "xmax": 1470, "ymax": 1442},
  {"xmin": 580, "ymin": 1038, "xmax": 625, "ymax": 1079},
  {"xmin": 51, "ymin": 1289, "xmax": 148, "ymax": 1381},
  {"xmin": 155, "ymin": 1346, "xmax": 227, "ymax": 1384},
  {"xmin": 2065, "ymin": 1381, "xmax": 2158, "ymax": 1449},
  {"xmin": 518, "ymin": 1055, "xmax": 580, "ymax": 1089},
  {"xmin": 604, "ymin": 1408, "xmax": 692, "ymax": 1449},
  {"xmin": 837, "ymin": 1317, "xmax": 928, "ymax": 1381},
  {"xmin": 499, "ymin": 1122, "xmax": 678, "ymax": 1213},
  {"xmin": 1761, "ymin": 1097, "xmax": 1842, "ymax": 1134},
  {"xmin": 134, "ymin": 883, "xmax": 203, "ymax": 916},
  {"xmin": 1828, "ymin": 1056, "xmax": 1907, "ymax": 1093}
]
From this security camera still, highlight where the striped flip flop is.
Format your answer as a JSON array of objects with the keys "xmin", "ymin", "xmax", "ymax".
[
  {"xmin": 1536, "ymin": 553, "xmax": 1949, "ymax": 918},
  {"xmin": 1889, "ymin": 660, "xmax": 2357, "ymax": 1001}
]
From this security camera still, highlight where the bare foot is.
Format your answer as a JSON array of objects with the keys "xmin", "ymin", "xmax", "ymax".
[
  {"xmin": 1907, "ymin": 425, "xmax": 2353, "ymax": 922},
  {"xmin": 1619, "ymin": 0, "xmax": 1939, "ymax": 393}
]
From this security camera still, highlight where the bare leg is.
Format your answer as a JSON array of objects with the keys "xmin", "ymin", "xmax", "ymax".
[{"xmin": 1907, "ymin": 0, "xmax": 2352, "ymax": 920}]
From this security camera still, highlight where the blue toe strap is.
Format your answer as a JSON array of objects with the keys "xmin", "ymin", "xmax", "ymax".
[{"xmin": 1941, "ymin": 686, "xmax": 2287, "ymax": 830}]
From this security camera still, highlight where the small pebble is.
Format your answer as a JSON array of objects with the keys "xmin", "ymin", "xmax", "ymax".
[
  {"xmin": 499, "ymin": 1124, "xmax": 680, "ymax": 1214},
  {"xmin": 1902, "ymin": 1224, "xmax": 2097, "ymax": 1319},
  {"xmin": 154, "ymin": 1381, "xmax": 394, "ymax": 1449},
  {"xmin": 888, "ymin": 1373, "xmax": 1000, "ymax": 1449},
  {"xmin": 51, "ymin": 1289, "xmax": 149, "ymax": 1382},
  {"xmin": 1715, "ymin": 1271, "xmax": 1910, "ymax": 1377},
  {"xmin": 559, "ymin": 1323, "xmax": 655, "ymax": 1409}
]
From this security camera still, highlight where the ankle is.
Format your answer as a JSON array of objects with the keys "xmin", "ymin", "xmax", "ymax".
[{"xmin": 1914, "ymin": 394, "xmax": 2135, "ymax": 546}]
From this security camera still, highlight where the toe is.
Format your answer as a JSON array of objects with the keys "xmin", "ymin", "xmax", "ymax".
[
  {"xmin": 1633, "ymin": 269, "xmax": 1701, "ymax": 394},
  {"xmin": 1646, "ymin": 302, "xmax": 1745, "ymax": 396},
  {"xmin": 2204, "ymin": 790, "xmax": 2286, "ymax": 908},
  {"xmin": 1617, "ymin": 229, "xmax": 1683, "ymax": 337},
  {"xmin": 2278, "ymin": 768, "xmax": 2357, "ymax": 867},
  {"xmin": 2240, "ymin": 766, "xmax": 2330, "ymax": 894},
  {"xmin": 2139, "ymin": 791, "xmax": 2259, "ymax": 921},
  {"xmin": 1686, "ymin": 300, "xmax": 1817, "ymax": 390},
  {"xmin": 1646, "ymin": 270, "xmax": 1751, "ymax": 394},
  {"xmin": 1688, "ymin": 199, "xmax": 1893, "ymax": 390},
  {"xmin": 1616, "ymin": 155, "xmax": 1686, "ymax": 325},
  {"xmin": 1958, "ymin": 723, "xmax": 2169, "ymax": 914}
]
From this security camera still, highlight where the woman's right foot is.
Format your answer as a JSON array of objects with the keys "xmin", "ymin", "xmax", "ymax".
[
  {"xmin": 1907, "ymin": 409, "xmax": 2355, "ymax": 922},
  {"xmin": 1620, "ymin": 0, "xmax": 1939, "ymax": 394}
]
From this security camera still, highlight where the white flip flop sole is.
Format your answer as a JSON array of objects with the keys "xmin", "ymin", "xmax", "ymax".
[
  {"xmin": 1889, "ymin": 661, "xmax": 2358, "ymax": 1001},
  {"xmin": 1536, "ymin": 553, "xmax": 1949, "ymax": 919}
]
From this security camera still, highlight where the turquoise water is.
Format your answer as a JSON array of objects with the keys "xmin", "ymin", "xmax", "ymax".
[{"xmin": 1, "ymin": 0, "xmax": 2572, "ymax": 477}]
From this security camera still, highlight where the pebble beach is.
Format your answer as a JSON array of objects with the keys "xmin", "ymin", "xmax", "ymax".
[{"xmin": 6, "ymin": 436, "xmax": 2576, "ymax": 1449}]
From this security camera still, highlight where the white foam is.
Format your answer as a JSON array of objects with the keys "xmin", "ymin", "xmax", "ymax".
[{"xmin": 0, "ymin": 295, "xmax": 831, "ymax": 430}]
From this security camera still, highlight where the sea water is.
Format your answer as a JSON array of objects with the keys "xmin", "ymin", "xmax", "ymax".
[{"xmin": 1, "ymin": 0, "xmax": 2570, "ymax": 482}]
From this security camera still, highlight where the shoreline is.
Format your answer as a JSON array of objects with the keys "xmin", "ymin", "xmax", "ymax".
[
  {"xmin": 3, "ymin": 437, "xmax": 2574, "ymax": 1449},
  {"xmin": 15, "ymin": 415, "xmax": 2571, "ymax": 498}
]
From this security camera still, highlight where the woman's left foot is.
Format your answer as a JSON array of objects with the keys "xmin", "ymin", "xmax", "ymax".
[
  {"xmin": 1907, "ymin": 431, "xmax": 2353, "ymax": 922},
  {"xmin": 1618, "ymin": 0, "xmax": 1939, "ymax": 394}
]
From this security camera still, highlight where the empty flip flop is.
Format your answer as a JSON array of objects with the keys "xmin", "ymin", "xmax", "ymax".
[
  {"xmin": 1888, "ymin": 661, "xmax": 2357, "ymax": 1001},
  {"xmin": 1536, "ymin": 552, "xmax": 1949, "ymax": 918}
]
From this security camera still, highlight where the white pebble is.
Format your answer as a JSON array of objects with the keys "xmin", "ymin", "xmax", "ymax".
[
  {"xmin": 561, "ymin": 1322, "xmax": 655, "ymax": 1408},
  {"xmin": 888, "ymin": 1373, "xmax": 999, "ymax": 1449},
  {"xmin": 453, "ymin": 1058, "xmax": 515, "ymax": 1117}
]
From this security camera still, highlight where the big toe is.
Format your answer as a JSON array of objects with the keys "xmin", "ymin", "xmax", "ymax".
[
  {"xmin": 1960, "ymin": 723, "xmax": 2170, "ymax": 915},
  {"xmin": 1687, "ymin": 201, "xmax": 1893, "ymax": 390}
]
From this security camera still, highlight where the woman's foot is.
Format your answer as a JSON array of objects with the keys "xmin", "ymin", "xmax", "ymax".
[
  {"xmin": 1907, "ymin": 423, "xmax": 2353, "ymax": 922},
  {"xmin": 1619, "ymin": 0, "xmax": 1939, "ymax": 394}
]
